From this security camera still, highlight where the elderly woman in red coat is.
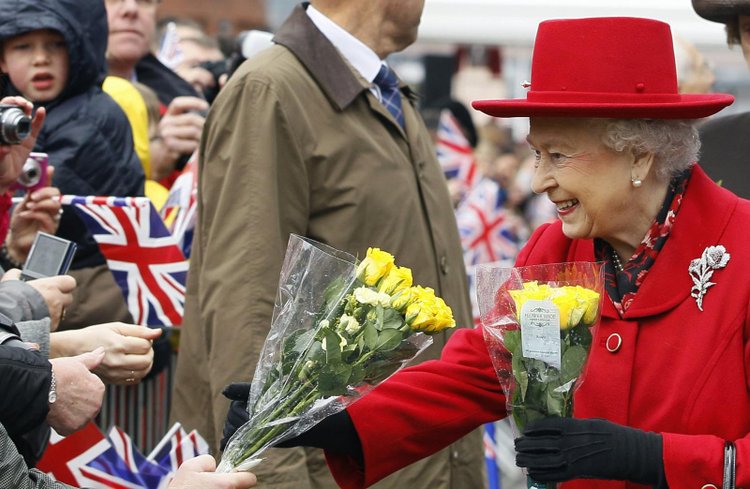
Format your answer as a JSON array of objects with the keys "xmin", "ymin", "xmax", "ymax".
[{"xmin": 223, "ymin": 16, "xmax": 747, "ymax": 489}]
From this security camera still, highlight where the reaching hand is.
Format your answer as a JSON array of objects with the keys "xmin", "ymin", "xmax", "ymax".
[
  {"xmin": 167, "ymin": 454, "xmax": 256, "ymax": 489},
  {"xmin": 2, "ymin": 271, "xmax": 76, "ymax": 331},
  {"xmin": 47, "ymin": 348, "xmax": 106, "ymax": 435},
  {"xmin": 0, "ymin": 97, "xmax": 45, "ymax": 193},
  {"xmin": 50, "ymin": 322, "xmax": 162, "ymax": 384},
  {"xmin": 514, "ymin": 417, "xmax": 664, "ymax": 485}
]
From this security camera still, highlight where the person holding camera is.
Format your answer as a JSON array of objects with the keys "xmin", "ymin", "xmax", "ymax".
[
  {"xmin": 0, "ymin": 94, "xmax": 160, "ymax": 466},
  {"xmin": 106, "ymin": 0, "xmax": 208, "ymax": 185},
  {"xmin": 0, "ymin": 97, "xmax": 73, "ymax": 350},
  {"xmin": 0, "ymin": 0, "xmax": 147, "ymax": 330}
]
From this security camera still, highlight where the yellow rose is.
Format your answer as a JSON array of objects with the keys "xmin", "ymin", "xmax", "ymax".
[
  {"xmin": 356, "ymin": 248, "xmax": 395, "ymax": 286},
  {"xmin": 405, "ymin": 287, "xmax": 456, "ymax": 334},
  {"xmin": 576, "ymin": 286, "xmax": 601, "ymax": 325},
  {"xmin": 551, "ymin": 291, "xmax": 585, "ymax": 330},
  {"xmin": 391, "ymin": 287, "xmax": 417, "ymax": 311},
  {"xmin": 508, "ymin": 282, "xmax": 550, "ymax": 319},
  {"xmin": 378, "ymin": 266, "xmax": 414, "ymax": 295},
  {"xmin": 509, "ymin": 283, "xmax": 599, "ymax": 330}
]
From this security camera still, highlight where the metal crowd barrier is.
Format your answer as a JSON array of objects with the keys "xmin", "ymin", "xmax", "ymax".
[{"xmin": 96, "ymin": 352, "xmax": 177, "ymax": 454}]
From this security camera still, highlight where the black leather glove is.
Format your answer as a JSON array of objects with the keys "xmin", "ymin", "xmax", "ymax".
[
  {"xmin": 515, "ymin": 417, "xmax": 665, "ymax": 486},
  {"xmin": 221, "ymin": 382, "xmax": 251, "ymax": 451},
  {"xmin": 220, "ymin": 382, "xmax": 363, "ymax": 464}
]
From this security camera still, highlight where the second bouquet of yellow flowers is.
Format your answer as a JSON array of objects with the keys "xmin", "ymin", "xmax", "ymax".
[
  {"xmin": 218, "ymin": 235, "xmax": 455, "ymax": 472},
  {"xmin": 476, "ymin": 262, "xmax": 604, "ymax": 489}
]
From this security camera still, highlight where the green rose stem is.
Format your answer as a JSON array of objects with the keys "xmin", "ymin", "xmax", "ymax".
[{"xmin": 229, "ymin": 378, "xmax": 319, "ymax": 467}]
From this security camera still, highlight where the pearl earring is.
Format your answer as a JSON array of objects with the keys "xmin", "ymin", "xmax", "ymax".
[{"xmin": 631, "ymin": 177, "xmax": 642, "ymax": 188}]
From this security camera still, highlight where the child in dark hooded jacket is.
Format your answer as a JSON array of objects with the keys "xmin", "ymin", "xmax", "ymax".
[{"xmin": 0, "ymin": 0, "xmax": 145, "ymax": 328}]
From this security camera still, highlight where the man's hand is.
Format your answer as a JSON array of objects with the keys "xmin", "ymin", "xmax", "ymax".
[
  {"xmin": 1, "ymin": 271, "xmax": 76, "ymax": 331},
  {"xmin": 51, "ymin": 322, "xmax": 162, "ymax": 384},
  {"xmin": 22, "ymin": 273, "xmax": 75, "ymax": 331},
  {"xmin": 151, "ymin": 96, "xmax": 207, "ymax": 181},
  {"xmin": 47, "ymin": 348, "xmax": 106, "ymax": 435},
  {"xmin": 0, "ymin": 97, "xmax": 45, "ymax": 193},
  {"xmin": 168, "ymin": 454, "xmax": 256, "ymax": 489}
]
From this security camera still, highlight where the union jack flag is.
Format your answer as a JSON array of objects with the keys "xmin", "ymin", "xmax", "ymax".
[
  {"xmin": 161, "ymin": 157, "xmax": 197, "ymax": 259},
  {"xmin": 37, "ymin": 422, "xmax": 148, "ymax": 489},
  {"xmin": 436, "ymin": 108, "xmax": 478, "ymax": 199},
  {"xmin": 456, "ymin": 179, "xmax": 528, "ymax": 325},
  {"xmin": 108, "ymin": 426, "xmax": 171, "ymax": 489},
  {"xmin": 62, "ymin": 195, "xmax": 188, "ymax": 326},
  {"xmin": 147, "ymin": 423, "xmax": 209, "ymax": 473},
  {"xmin": 456, "ymin": 179, "xmax": 527, "ymax": 267},
  {"xmin": 38, "ymin": 422, "xmax": 209, "ymax": 489}
]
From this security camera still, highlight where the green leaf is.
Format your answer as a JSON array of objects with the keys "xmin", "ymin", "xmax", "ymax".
[
  {"xmin": 545, "ymin": 387, "xmax": 565, "ymax": 417},
  {"xmin": 281, "ymin": 329, "xmax": 316, "ymax": 374},
  {"xmin": 318, "ymin": 362, "xmax": 352, "ymax": 396},
  {"xmin": 564, "ymin": 324, "xmax": 592, "ymax": 350},
  {"xmin": 560, "ymin": 345, "xmax": 587, "ymax": 384},
  {"xmin": 362, "ymin": 358, "xmax": 400, "ymax": 384},
  {"xmin": 381, "ymin": 308, "xmax": 404, "ymax": 330},
  {"xmin": 374, "ymin": 329, "xmax": 403, "ymax": 352},
  {"xmin": 363, "ymin": 323, "xmax": 378, "ymax": 350},
  {"xmin": 324, "ymin": 331, "xmax": 342, "ymax": 363},
  {"xmin": 511, "ymin": 353, "xmax": 528, "ymax": 401},
  {"xmin": 306, "ymin": 341, "xmax": 325, "ymax": 364},
  {"xmin": 374, "ymin": 305, "xmax": 385, "ymax": 331},
  {"xmin": 349, "ymin": 364, "xmax": 365, "ymax": 385},
  {"xmin": 503, "ymin": 329, "xmax": 522, "ymax": 355}
]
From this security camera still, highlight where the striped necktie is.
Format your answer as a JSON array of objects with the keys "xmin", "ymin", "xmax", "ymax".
[{"xmin": 373, "ymin": 64, "xmax": 405, "ymax": 129}]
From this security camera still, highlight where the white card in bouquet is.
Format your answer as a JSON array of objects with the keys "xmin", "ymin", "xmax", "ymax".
[{"xmin": 519, "ymin": 300, "xmax": 561, "ymax": 369}]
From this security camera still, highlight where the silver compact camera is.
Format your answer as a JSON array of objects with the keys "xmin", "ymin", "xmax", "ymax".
[{"xmin": 0, "ymin": 104, "xmax": 31, "ymax": 144}]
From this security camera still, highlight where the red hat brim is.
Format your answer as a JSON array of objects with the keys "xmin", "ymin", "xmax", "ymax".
[{"xmin": 472, "ymin": 93, "xmax": 735, "ymax": 119}]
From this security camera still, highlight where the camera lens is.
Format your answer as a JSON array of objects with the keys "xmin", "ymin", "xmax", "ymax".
[
  {"xmin": 0, "ymin": 107, "xmax": 31, "ymax": 144},
  {"xmin": 17, "ymin": 157, "xmax": 42, "ymax": 188}
]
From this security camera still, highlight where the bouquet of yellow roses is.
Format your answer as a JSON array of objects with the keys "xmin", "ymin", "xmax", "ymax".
[
  {"xmin": 218, "ymin": 235, "xmax": 456, "ymax": 472},
  {"xmin": 476, "ymin": 262, "xmax": 604, "ymax": 489}
]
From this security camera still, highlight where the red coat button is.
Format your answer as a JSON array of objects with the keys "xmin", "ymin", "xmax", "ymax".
[{"xmin": 606, "ymin": 333, "xmax": 622, "ymax": 353}]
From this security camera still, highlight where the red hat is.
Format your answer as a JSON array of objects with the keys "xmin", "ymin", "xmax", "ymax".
[{"xmin": 472, "ymin": 17, "xmax": 734, "ymax": 119}]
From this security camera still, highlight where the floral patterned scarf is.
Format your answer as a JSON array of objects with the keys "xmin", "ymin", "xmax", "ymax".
[{"xmin": 594, "ymin": 169, "xmax": 690, "ymax": 316}]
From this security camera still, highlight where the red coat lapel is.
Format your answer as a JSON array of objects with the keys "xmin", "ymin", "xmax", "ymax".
[{"xmin": 623, "ymin": 165, "xmax": 738, "ymax": 318}]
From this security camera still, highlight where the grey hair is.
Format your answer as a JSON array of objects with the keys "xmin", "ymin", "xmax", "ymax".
[{"xmin": 596, "ymin": 119, "xmax": 700, "ymax": 181}]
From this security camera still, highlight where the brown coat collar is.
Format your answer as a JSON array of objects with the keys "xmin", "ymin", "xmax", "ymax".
[{"xmin": 273, "ymin": 3, "xmax": 416, "ymax": 111}]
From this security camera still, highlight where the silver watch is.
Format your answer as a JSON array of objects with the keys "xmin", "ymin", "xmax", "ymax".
[{"xmin": 48, "ymin": 368, "xmax": 57, "ymax": 404}]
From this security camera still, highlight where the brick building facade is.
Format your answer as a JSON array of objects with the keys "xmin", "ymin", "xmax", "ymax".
[{"xmin": 158, "ymin": 0, "xmax": 268, "ymax": 38}]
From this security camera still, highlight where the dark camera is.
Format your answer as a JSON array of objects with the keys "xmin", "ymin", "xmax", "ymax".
[
  {"xmin": 198, "ymin": 59, "xmax": 231, "ymax": 104},
  {"xmin": 0, "ymin": 104, "xmax": 31, "ymax": 145}
]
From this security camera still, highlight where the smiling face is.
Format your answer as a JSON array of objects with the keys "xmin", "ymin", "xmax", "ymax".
[
  {"xmin": 1, "ymin": 29, "xmax": 69, "ymax": 103},
  {"xmin": 527, "ymin": 117, "xmax": 643, "ymax": 246}
]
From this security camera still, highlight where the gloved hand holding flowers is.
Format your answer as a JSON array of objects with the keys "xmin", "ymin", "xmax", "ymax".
[{"xmin": 218, "ymin": 236, "xmax": 456, "ymax": 473}]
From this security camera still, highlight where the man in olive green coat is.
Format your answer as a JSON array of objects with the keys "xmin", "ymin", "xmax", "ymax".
[{"xmin": 171, "ymin": 1, "xmax": 486, "ymax": 488}]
